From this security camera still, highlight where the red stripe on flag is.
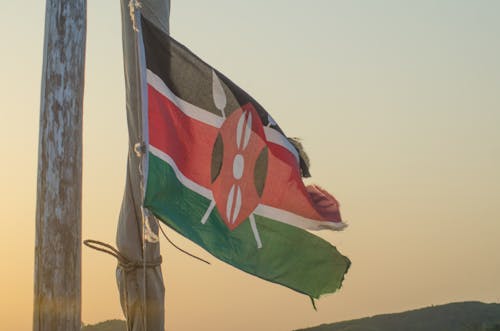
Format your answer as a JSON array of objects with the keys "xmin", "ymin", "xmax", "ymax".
[
  {"xmin": 148, "ymin": 83, "xmax": 341, "ymax": 225},
  {"xmin": 262, "ymin": 143, "xmax": 328, "ymax": 221},
  {"xmin": 148, "ymin": 85, "xmax": 217, "ymax": 189}
]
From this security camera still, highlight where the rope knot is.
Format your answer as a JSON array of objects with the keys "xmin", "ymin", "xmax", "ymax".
[{"xmin": 83, "ymin": 240, "xmax": 162, "ymax": 272}]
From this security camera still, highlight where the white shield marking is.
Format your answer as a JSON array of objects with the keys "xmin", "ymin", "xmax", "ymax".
[
  {"xmin": 233, "ymin": 154, "xmax": 244, "ymax": 180},
  {"xmin": 243, "ymin": 112, "xmax": 252, "ymax": 149},
  {"xmin": 236, "ymin": 111, "xmax": 246, "ymax": 149},
  {"xmin": 226, "ymin": 184, "xmax": 235, "ymax": 222},
  {"xmin": 232, "ymin": 186, "xmax": 242, "ymax": 223}
]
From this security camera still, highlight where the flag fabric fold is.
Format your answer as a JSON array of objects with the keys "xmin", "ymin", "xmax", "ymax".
[{"xmin": 139, "ymin": 15, "xmax": 350, "ymax": 299}]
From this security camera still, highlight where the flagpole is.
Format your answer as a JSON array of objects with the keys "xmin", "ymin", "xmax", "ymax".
[{"xmin": 33, "ymin": 1, "xmax": 86, "ymax": 331}]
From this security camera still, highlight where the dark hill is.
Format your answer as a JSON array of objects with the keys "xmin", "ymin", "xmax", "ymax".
[
  {"xmin": 82, "ymin": 302, "xmax": 500, "ymax": 331},
  {"xmin": 296, "ymin": 302, "xmax": 500, "ymax": 331}
]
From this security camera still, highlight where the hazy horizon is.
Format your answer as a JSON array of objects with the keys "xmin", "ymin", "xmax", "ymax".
[{"xmin": 1, "ymin": 1, "xmax": 499, "ymax": 330}]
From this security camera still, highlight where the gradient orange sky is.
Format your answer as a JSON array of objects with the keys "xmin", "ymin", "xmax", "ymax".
[{"xmin": 1, "ymin": 1, "xmax": 499, "ymax": 330}]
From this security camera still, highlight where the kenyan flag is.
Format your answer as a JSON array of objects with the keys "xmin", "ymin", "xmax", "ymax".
[{"xmin": 141, "ymin": 16, "xmax": 350, "ymax": 299}]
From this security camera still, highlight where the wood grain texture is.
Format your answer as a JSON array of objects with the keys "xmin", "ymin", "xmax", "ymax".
[{"xmin": 34, "ymin": 1, "xmax": 86, "ymax": 330}]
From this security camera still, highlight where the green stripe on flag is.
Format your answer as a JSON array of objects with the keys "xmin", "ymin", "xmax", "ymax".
[{"xmin": 144, "ymin": 153, "xmax": 350, "ymax": 298}]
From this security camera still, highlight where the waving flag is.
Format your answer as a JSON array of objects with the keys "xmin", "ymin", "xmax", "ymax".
[{"xmin": 141, "ymin": 15, "xmax": 350, "ymax": 298}]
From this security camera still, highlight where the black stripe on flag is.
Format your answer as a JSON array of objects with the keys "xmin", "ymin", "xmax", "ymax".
[{"xmin": 141, "ymin": 15, "xmax": 311, "ymax": 177}]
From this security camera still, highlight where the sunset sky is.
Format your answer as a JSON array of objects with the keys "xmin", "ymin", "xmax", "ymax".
[{"xmin": 1, "ymin": 1, "xmax": 499, "ymax": 330}]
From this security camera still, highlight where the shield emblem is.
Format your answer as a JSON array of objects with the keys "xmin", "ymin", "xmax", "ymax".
[{"xmin": 210, "ymin": 103, "xmax": 268, "ymax": 230}]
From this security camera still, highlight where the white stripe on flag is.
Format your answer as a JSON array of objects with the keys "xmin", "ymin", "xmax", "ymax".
[
  {"xmin": 149, "ymin": 145, "xmax": 345, "ymax": 232},
  {"xmin": 263, "ymin": 127, "xmax": 299, "ymax": 163},
  {"xmin": 147, "ymin": 69, "xmax": 224, "ymax": 128},
  {"xmin": 149, "ymin": 145, "xmax": 213, "ymax": 200},
  {"xmin": 147, "ymin": 69, "xmax": 300, "ymax": 163},
  {"xmin": 254, "ymin": 204, "xmax": 347, "ymax": 231}
]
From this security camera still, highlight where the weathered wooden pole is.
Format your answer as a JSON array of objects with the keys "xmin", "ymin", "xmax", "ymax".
[{"xmin": 33, "ymin": 1, "xmax": 86, "ymax": 330}]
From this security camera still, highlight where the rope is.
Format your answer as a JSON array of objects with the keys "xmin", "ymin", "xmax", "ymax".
[
  {"xmin": 83, "ymin": 239, "xmax": 162, "ymax": 272},
  {"xmin": 155, "ymin": 218, "xmax": 211, "ymax": 265},
  {"xmin": 84, "ymin": 227, "xmax": 210, "ymax": 267}
]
